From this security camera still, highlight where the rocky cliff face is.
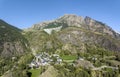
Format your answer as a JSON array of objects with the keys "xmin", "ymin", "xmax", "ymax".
[
  {"xmin": 30, "ymin": 14, "xmax": 120, "ymax": 40},
  {"xmin": 57, "ymin": 27, "xmax": 120, "ymax": 52}
]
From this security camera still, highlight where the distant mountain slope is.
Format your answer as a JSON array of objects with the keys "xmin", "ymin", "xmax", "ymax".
[
  {"xmin": 27, "ymin": 14, "xmax": 120, "ymax": 53},
  {"xmin": 30, "ymin": 14, "xmax": 120, "ymax": 40}
]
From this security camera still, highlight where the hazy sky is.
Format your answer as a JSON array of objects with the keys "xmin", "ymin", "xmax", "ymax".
[{"xmin": 0, "ymin": 0, "xmax": 120, "ymax": 32}]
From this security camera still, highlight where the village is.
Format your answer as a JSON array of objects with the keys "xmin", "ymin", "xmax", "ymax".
[
  {"xmin": 29, "ymin": 52, "xmax": 119, "ymax": 70},
  {"xmin": 29, "ymin": 52, "xmax": 62, "ymax": 68}
]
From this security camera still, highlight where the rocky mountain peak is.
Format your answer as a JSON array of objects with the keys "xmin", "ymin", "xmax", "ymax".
[
  {"xmin": 29, "ymin": 14, "xmax": 120, "ymax": 39},
  {"xmin": 58, "ymin": 14, "xmax": 82, "ymax": 20},
  {"xmin": 57, "ymin": 14, "xmax": 84, "ymax": 27},
  {"xmin": 30, "ymin": 14, "xmax": 107, "ymax": 30},
  {"xmin": 84, "ymin": 16, "xmax": 94, "ymax": 25}
]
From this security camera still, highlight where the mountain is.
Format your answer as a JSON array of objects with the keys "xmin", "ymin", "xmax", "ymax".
[
  {"xmin": 28, "ymin": 14, "xmax": 120, "ymax": 52},
  {"xmin": 31, "ymin": 14, "xmax": 120, "ymax": 39},
  {"xmin": 1, "ymin": 14, "xmax": 120, "ymax": 77},
  {"xmin": 0, "ymin": 19, "xmax": 32, "ymax": 77},
  {"xmin": 24, "ymin": 14, "xmax": 120, "ymax": 77}
]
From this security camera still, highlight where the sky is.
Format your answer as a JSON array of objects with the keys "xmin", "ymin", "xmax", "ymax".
[{"xmin": 0, "ymin": 0, "xmax": 120, "ymax": 32}]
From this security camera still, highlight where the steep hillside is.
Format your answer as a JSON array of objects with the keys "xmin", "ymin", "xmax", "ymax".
[
  {"xmin": 0, "ymin": 19, "xmax": 27, "ymax": 58},
  {"xmin": 0, "ymin": 19, "xmax": 32, "ymax": 77}
]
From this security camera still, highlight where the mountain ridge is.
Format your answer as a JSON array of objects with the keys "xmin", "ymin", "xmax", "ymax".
[
  {"xmin": 24, "ymin": 14, "xmax": 120, "ymax": 53},
  {"xmin": 29, "ymin": 14, "xmax": 120, "ymax": 40}
]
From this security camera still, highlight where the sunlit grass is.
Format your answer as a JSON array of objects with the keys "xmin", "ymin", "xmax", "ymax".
[
  {"xmin": 29, "ymin": 68, "xmax": 41, "ymax": 77},
  {"xmin": 61, "ymin": 55, "xmax": 77, "ymax": 60}
]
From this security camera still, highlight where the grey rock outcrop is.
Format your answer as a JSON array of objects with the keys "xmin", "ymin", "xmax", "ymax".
[{"xmin": 30, "ymin": 14, "xmax": 120, "ymax": 39}]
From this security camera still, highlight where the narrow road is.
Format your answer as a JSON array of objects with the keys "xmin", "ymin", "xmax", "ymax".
[{"xmin": 92, "ymin": 65, "xmax": 118, "ymax": 70}]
